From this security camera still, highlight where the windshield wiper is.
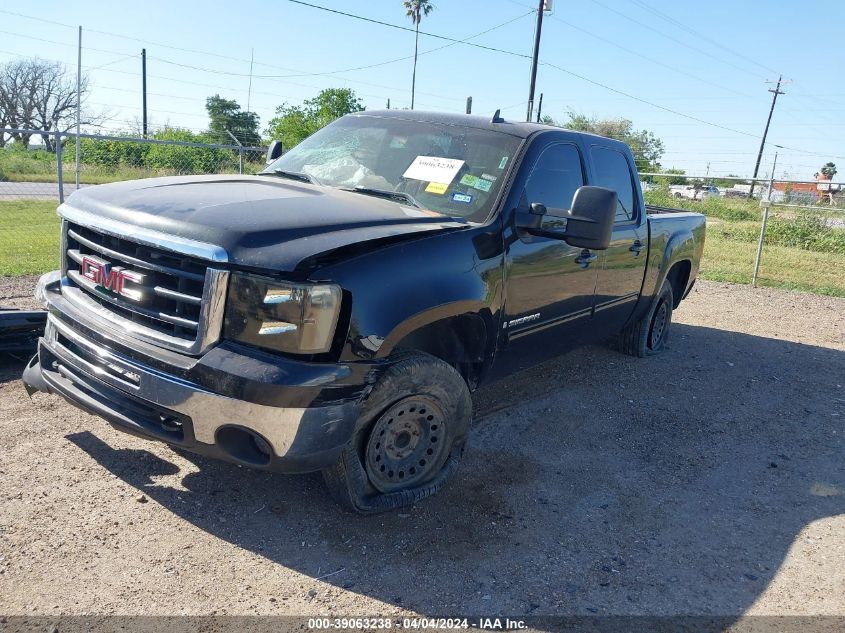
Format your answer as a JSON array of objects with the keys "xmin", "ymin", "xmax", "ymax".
[
  {"xmin": 345, "ymin": 186, "xmax": 423, "ymax": 209},
  {"xmin": 260, "ymin": 169, "xmax": 321, "ymax": 185}
]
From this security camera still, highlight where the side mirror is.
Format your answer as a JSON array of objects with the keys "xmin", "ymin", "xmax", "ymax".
[
  {"xmin": 514, "ymin": 186, "xmax": 617, "ymax": 250},
  {"xmin": 563, "ymin": 186, "xmax": 617, "ymax": 250},
  {"xmin": 266, "ymin": 140, "xmax": 284, "ymax": 165}
]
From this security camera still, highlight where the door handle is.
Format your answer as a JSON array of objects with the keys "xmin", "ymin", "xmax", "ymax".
[
  {"xmin": 575, "ymin": 249, "xmax": 598, "ymax": 268},
  {"xmin": 629, "ymin": 240, "xmax": 644, "ymax": 256}
]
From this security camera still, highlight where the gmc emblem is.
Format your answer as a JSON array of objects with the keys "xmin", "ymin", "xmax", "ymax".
[{"xmin": 80, "ymin": 255, "xmax": 145, "ymax": 302}]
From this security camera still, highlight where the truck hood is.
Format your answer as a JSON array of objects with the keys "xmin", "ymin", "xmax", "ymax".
[{"xmin": 60, "ymin": 175, "xmax": 467, "ymax": 272}]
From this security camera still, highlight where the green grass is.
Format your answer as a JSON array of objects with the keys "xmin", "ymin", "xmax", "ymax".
[
  {"xmin": 0, "ymin": 147, "xmax": 266, "ymax": 185},
  {"xmin": 0, "ymin": 200, "xmax": 61, "ymax": 276},
  {"xmin": 1, "ymin": 198, "xmax": 843, "ymax": 298},
  {"xmin": 700, "ymin": 229, "xmax": 845, "ymax": 297}
]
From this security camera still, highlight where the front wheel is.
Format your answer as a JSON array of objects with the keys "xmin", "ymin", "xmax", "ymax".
[
  {"xmin": 321, "ymin": 352, "xmax": 471, "ymax": 514},
  {"xmin": 617, "ymin": 280, "xmax": 674, "ymax": 357}
]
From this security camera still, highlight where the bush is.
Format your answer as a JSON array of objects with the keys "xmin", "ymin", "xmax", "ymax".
[
  {"xmin": 644, "ymin": 189, "xmax": 759, "ymax": 221},
  {"xmin": 76, "ymin": 137, "xmax": 150, "ymax": 169},
  {"xmin": 765, "ymin": 212, "xmax": 845, "ymax": 254},
  {"xmin": 716, "ymin": 211, "xmax": 845, "ymax": 255},
  {"xmin": 144, "ymin": 129, "xmax": 235, "ymax": 174}
]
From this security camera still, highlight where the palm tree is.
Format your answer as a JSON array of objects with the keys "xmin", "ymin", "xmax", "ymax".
[
  {"xmin": 821, "ymin": 162, "xmax": 837, "ymax": 180},
  {"xmin": 819, "ymin": 162, "xmax": 838, "ymax": 205},
  {"xmin": 403, "ymin": 0, "xmax": 435, "ymax": 110}
]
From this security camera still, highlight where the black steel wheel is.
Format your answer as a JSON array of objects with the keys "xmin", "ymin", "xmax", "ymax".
[
  {"xmin": 617, "ymin": 280, "xmax": 674, "ymax": 358},
  {"xmin": 321, "ymin": 352, "xmax": 471, "ymax": 514},
  {"xmin": 648, "ymin": 297, "xmax": 670, "ymax": 351},
  {"xmin": 364, "ymin": 396, "xmax": 449, "ymax": 493}
]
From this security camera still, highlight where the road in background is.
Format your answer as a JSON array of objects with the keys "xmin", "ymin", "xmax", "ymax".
[{"xmin": 0, "ymin": 182, "xmax": 87, "ymax": 201}]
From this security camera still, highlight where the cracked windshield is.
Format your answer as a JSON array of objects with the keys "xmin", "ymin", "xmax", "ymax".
[{"xmin": 265, "ymin": 114, "xmax": 522, "ymax": 221}]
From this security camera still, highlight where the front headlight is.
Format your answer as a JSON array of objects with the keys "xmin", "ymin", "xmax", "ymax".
[{"xmin": 224, "ymin": 273, "xmax": 342, "ymax": 355}]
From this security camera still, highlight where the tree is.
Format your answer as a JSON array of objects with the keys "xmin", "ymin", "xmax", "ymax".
[
  {"xmin": 205, "ymin": 94, "xmax": 260, "ymax": 146},
  {"xmin": 656, "ymin": 168, "xmax": 687, "ymax": 187},
  {"xmin": 713, "ymin": 174, "xmax": 741, "ymax": 189},
  {"xmin": 0, "ymin": 58, "xmax": 102, "ymax": 149},
  {"xmin": 816, "ymin": 162, "xmax": 838, "ymax": 206},
  {"xmin": 403, "ymin": 0, "xmax": 435, "ymax": 110},
  {"xmin": 820, "ymin": 162, "xmax": 837, "ymax": 180},
  {"xmin": 265, "ymin": 88, "xmax": 364, "ymax": 149},
  {"xmin": 554, "ymin": 112, "xmax": 665, "ymax": 173}
]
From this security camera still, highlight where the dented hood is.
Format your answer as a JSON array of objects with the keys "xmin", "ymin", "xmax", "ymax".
[{"xmin": 60, "ymin": 174, "xmax": 467, "ymax": 272}]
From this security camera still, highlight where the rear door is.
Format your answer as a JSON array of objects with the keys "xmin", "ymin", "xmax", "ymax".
[{"xmin": 589, "ymin": 145, "xmax": 648, "ymax": 334}]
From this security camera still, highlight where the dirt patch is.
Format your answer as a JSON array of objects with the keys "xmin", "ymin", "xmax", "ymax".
[
  {"xmin": 0, "ymin": 275, "xmax": 42, "ymax": 310},
  {"xmin": 0, "ymin": 280, "xmax": 843, "ymax": 618}
]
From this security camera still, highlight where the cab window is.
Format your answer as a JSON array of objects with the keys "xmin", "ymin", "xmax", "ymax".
[
  {"xmin": 522, "ymin": 143, "xmax": 585, "ymax": 229},
  {"xmin": 590, "ymin": 146, "xmax": 637, "ymax": 223}
]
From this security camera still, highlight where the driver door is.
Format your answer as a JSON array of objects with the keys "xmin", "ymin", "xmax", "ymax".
[{"xmin": 497, "ymin": 142, "xmax": 600, "ymax": 373}]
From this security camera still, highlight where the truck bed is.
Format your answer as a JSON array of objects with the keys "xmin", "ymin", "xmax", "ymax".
[{"xmin": 645, "ymin": 204, "xmax": 693, "ymax": 215}]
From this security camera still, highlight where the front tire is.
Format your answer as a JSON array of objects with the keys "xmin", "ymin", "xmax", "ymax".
[
  {"xmin": 617, "ymin": 280, "xmax": 674, "ymax": 357},
  {"xmin": 321, "ymin": 352, "xmax": 471, "ymax": 514}
]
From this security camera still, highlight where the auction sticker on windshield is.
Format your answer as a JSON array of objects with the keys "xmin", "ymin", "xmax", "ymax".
[{"xmin": 403, "ymin": 156, "xmax": 465, "ymax": 185}]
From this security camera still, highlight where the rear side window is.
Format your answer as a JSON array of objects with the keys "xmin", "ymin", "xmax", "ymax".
[
  {"xmin": 522, "ymin": 143, "xmax": 585, "ymax": 228},
  {"xmin": 590, "ymin": 146, "xmax": 637, "ymax": 223}
]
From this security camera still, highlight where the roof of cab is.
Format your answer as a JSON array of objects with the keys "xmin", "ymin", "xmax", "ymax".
[{"xmin": 347, "ymin": 109, "xmax": 631, "ymax": 151}]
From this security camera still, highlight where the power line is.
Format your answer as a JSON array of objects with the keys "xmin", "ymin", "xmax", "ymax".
[
  {"xmin": 285, "ymin": 0, "xmax": 533, "ymax": 60},
  {"xmin": 238, "ymin": 10, "xmax": 535, "ymax": 79},
  {"xmin": 627, "ymin": 0, "xmax": 782, "ymax": 76},
  {"xmin": 584, "ymin": 0, "xmax": 770, "ymax": 80},
  {"xmin": 541, "ymin": 13, "xmax": 755, "ymax": 99},
  {"xmin": 1, "ymin": 5, "xmax": 839, "ymax": 162}
]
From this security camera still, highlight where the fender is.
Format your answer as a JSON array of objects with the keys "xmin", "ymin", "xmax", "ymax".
[
  {"xmin": 658, "ymin": 229, "xmax": 696, "ymax": 292},
  {"xmin": 317, "ymin": 222, "xmax": 505, "ymax": 366},
  {"xmin": 632, "ymin": 216, "xmax": 703, "ymax": 327}
]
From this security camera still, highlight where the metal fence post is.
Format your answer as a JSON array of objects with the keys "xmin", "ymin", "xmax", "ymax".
[
  {"xmin": 751, "ymin": 152, "xmax": 778, "ymax": 288},
  {"xmin": 225, "ymin": 130, "xmax": 244, "ymax": 175},
  {"xmin": 752, "ymin": 199, "xmax": 770, "ymax": 287},
  {"xmin": 55, "ymin": 131, "xmax": 64, "ymax": 204}
]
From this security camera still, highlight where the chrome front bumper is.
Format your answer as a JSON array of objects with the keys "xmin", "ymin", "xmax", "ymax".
[{"xmin": 24, "ymin": 274, "xmax": 372, "ymax": 473}]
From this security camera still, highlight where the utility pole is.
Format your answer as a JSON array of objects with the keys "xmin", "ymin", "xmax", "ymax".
[
  {"xmin": 752, "ymin": 151, "xmax": 778, "ymax": 287},
  {"xmin": 536, "ymin": 93, "xmax": 543, "ymax": 122},
  {"xmin": 525, "ymin": 0, "xmax": 546, "ymax": 122},
  {"xmin": 246, "ymin": 48, "xmax": 254, "ymax": 113},
  {"xmin": 466, "ymin": 96, "xmax": 472, "ymax": 114},
  {"xmin": 749, "ymin": 76, "xmax": 786, "ymax": 198},
  {"xmin": 142, "ymin": 48, "xmax": 148, "ymax": 138},
  {"xmin": 386, "ymin": 98, "xmax": 390, "ymax": 110},
  {"xmin": 75, "ymin": 26, "xmax": 82, "ymax": 189}
]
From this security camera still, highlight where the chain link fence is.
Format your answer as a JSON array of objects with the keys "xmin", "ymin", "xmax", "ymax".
[
  {"xmin": 1, "ymin": 128, "xmax": 266, "ymax": 305},
  {"xmin": 640, "ymin": 173, "xmax": 845, "ymax": 296},
  {"xmin": 3, "ymin": 133, "xmax": 844, "ymax": 306}
]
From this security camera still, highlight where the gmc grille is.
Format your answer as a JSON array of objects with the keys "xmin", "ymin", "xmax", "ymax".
[{"xmin": 62, "ymin": 221, "xmax": 228, "ymax": 354}]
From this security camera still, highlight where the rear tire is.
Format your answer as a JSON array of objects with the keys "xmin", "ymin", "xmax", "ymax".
[
  {"xmin": 617, "ymin": 280, "xmax": 674, "ymax": 358},
  {"xmin": 321, "ymin": 352, "xmax": 471, "ymax": 514}
]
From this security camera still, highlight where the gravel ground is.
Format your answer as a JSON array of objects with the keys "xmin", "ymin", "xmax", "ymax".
[
  {"xmin": 0, "ymin": 279, "xmax": 843, "ymax": 619},
  {"xmin": 0, "ymin": 275, "xmax": 42, "ymax": 310}
]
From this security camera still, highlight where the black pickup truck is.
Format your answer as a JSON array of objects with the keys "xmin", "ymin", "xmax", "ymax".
[{"xmin": 23, "ymin": 110, "xmax": 705, "ymax": 513}]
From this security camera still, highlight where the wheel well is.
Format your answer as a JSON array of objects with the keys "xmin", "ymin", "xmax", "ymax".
[
  {"xmin": 392, "ymin": 313, "xmax": 488, "ymax": 389},
  {"xmin": 666, "ymin": 260, "xmax": 692, "ymax": 308}
]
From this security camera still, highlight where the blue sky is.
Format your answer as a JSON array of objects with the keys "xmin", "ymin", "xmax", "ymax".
[{"xmin": 1, "ymin": 0, "xmax": 843, "ymax": 179}]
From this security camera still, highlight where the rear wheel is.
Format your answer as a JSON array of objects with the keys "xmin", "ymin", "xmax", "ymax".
[
  {"xmin": 322, "ymin": 352, "xmax": 471, "ymax": 514},
  {"xmin": 617, "ymin": 280, "xmax": 674, "ymax": 357}
]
